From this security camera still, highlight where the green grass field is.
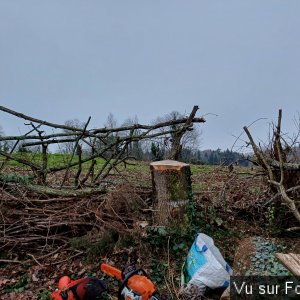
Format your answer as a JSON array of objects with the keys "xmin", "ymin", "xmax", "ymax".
[{"xmin": 0, "ymin": 152, "xmax": 250, "ymax": 175}]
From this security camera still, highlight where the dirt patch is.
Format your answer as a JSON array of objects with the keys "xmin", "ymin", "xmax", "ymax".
[{"xmin": 233, "ymin": 237, "xmax": 257, "ymax": 275}]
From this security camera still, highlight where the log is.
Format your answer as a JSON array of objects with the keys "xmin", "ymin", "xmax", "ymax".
[
  {"xmin": 275, "ymin": 253, "xmax": 300, "ymax": 276},
  {"xmin": 26, "ymin": 184, "xmax": 106, "ymax": 197},
  {"xmin": 150, "ymin": 160, "xmax": 192, "ymax": 226},
  {"xmin": 2, "ymin": 181, "xmax": 106, "ymax": 197}
]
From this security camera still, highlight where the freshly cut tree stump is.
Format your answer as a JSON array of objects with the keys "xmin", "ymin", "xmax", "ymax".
[{"xmin": 150, "ymin": 160, "xmax": 192, "ymax": 226}]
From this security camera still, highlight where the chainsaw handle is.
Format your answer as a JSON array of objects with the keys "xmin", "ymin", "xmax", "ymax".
[
  {"xmin": 100, "ymin": 263, "xmax": 122, "ymax": 281},
  {"xmin": 151, "ymin": 292, "xmax": 161, "ymax": 300},
  {"xmin": 117, "ymin": 268, "xmax": 147, "ymax": 299}
]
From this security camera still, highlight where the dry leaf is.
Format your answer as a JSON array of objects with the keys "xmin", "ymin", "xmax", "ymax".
[{"xmin": 32, "ymin": 274, "xmax": 39, "ymax": 282}]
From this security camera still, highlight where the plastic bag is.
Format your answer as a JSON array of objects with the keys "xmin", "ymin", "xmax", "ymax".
[{"xmin": 181, "ymin": 233, "xmax": 232, "ymax": 298}]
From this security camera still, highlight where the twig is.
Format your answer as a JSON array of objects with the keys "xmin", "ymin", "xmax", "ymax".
[
  {"xmin": 264, "ymin": 185, "xmax": 300, "ymax": 206},
  {"xmin": 285, "ymin": 227, "xmax": 300, "ymax": 232},
  {"xmin": 0, "ymin": 259, "xmax": 25, "ymax": 264},
  {"xmin": 28, "ymin": 253, "xmax": 43, "ymax": 267},
  {"xmin": 50, "ymin": 251, "xmax": 84, "ymax": 265},
  {"xmin": 75, "ymin": 144, "xmax": 82, "ymax": 188}
]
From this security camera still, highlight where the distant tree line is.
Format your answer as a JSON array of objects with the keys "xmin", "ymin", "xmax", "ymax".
[
  {"xmin": 144, "ymin": 144, "xmax": 249, "ymax": 166},
  {"xmin": 56, "ymin": 112, "xmax": 248, "ymax": 166},
  {"xmin": 186, "ymin": 148, "xmax": 250, "ymax": 166}
]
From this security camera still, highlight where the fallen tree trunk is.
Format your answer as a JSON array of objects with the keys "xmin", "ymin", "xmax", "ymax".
[
  {"xmin": 1, "ymin": 180, "xmax": 106, "ymax": 197},
  {"xmin": 26, "ymin": 184, "xmax": 107, "ymax": 197}
]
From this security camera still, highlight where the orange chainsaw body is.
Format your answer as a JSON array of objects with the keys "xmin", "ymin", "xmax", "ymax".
[
  {"xmin": 51, "ymin": 276, "xmax": 88, "ymax": 300},
  {"xmin": 126, "ymin": 275, "xmax": 156, "ymax": 299},
  {"xmin": 100, "ymin": 263, "xmax": 157, "ymax": 300}
]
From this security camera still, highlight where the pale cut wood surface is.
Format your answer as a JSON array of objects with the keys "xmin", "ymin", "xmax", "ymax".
[
  {"xmin": 150, "ymin": 160, "xmax": 188, "ymax": 171},
  {"xmin": 275, "ymin": 253, "xmax": 300, "ymax": 276}
]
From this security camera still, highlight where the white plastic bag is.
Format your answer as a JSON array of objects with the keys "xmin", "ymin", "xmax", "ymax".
[{"xmin": 181, "ymin": 233, "xmax": 232, "ymax": 298}]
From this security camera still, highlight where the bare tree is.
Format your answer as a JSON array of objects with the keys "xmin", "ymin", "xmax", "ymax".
[
  {"xmin": 152, "ymin": 108, "xmax": 202, "ymax": 160},
  {"xmin": 244, "ymin": 109, "xmax": 300, "ymax": 229},
  {"xmin": 105, "ymin": 112, "xmax": 117, "ymax": 129},
  {"xmin": 0, "ymin": 125, "xmax": 4, "ymax": 151},
  {"xmin": 61, "ymin": 119, "xmax": 85, "ymax": 154},
  {"xmin": 0, "ymin": 125, "xmax": 11, "ymax": 152},
  {"xmin": 121, "ymin": 116, "xmax": 143, "ymax": 160}
]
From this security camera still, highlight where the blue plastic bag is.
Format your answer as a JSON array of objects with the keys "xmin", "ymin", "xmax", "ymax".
[{"xmin": 181, "ymin": 233, "xmax": 232, "ymax": 297}]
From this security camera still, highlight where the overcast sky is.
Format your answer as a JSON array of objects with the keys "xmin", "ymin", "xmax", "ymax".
[{"xmin": 0, "ymin": 1, "xmax": 299, "ymax": 151}]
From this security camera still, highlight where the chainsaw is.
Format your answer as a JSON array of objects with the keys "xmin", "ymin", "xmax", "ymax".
[
  {"xmin": 51, "ymin": 275, "xmax": 107, "ymax": 300},
  {"xmin": 100, "ymin": 262, "xmax": 161, "ymax": 300}
]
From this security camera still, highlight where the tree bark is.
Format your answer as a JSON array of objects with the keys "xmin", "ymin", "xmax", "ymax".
[
  {"xmin": 150, "ymin": 160, "xmax": 192, "ymax": 226},
  {"xmin": 168, "ymin": 105, "xmax": 199, "ymax": 160}
]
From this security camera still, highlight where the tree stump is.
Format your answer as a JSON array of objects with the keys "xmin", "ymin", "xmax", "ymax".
[{"xmin": 150, "ymin": 160, "xmax": 192, "ymax": 226}]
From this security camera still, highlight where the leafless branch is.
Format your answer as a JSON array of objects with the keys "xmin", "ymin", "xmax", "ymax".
[
  {"xmin": 0, "ymin": 105, "xmax": 205, "ymax": 190},
  {"xmin": 244, "ymin": 109, "xmax": 300, "ymax": 225}
]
